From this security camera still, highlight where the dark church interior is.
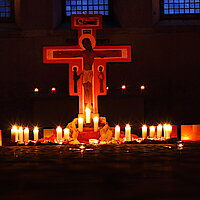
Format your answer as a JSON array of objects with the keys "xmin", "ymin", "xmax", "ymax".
[
  {"xmin": 1, "ymin": 1, "xmax": 200, "ymax": 200},
  {"xmin": 0, "ymin": 0, "xmax": 200, "ymax": 130}
]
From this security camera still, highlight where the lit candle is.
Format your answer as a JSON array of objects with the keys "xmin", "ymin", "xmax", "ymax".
[
  {"xmin": 64, "ymin": 128, "xmax": 70, "ymax": 140},
  {"xmin": 115, "ymin": 125, "xmax": 120, "ymax": 140},
  {"xmin": 149, "ymin": 126, "xmax": 156, "ymax": 138},
  {"xmin": 157, "ymin": 124, "xmax": 163, "ymax": 139},
  {"xmin": 56, "ymin": 126, "xmax": 62, "ymax": 142},
  {"xmin": 165, "ymin": 124, "xmax": 172, "ymax": 139},
  {"xmin": 11, "ymin": 125, "xmax": 18, "ymax": 142},
  {"xmin": 18, "ymin": 126, "xmax": 23, "ymax": 143},
  {"xmin": 78, "ymin": 117, "xmax": 84, "ymax": 132},
  {"xmin": 163, "ymin": 124, "xmax": 170, "ymax": 139},
  {"xmin": 33, "ymin": 126, "xmax": 39, "ymax": 141},
  {"xmin": 125, "ymin": 124, "xmax": 131, "ymax": 141},
  {"xmin": 93, "ymin": 116, "xmax": 99, "ymax": 132},
  {"xmin": 24, "ymin": 127, "xmax": 29, "ymax": 143},
  {"xmin": 85, "ymin": 108, "xmax": 91, "ymax": 123},
  {"xmin": 0, "ymin": 130, "xmax": 2, "ymax": 146},
  {"xmin": 142, "ymin": 125, "xmax": 147, "ymax": 139}
]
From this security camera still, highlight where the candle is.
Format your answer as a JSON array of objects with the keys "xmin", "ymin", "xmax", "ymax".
[
  {"xmin": 85, "ymin": 108, "xmax": 91, "ymax": 123},
  {"xmin": 142, "ymin": 125, "xmax": 147, "ymax": 139},
  {"xmin": 56, "ymin": 126, "xmax": 62, "ymax": 142},
  {"xmin": 64, "ymin": 128, "xmax": 70, "ymax": 140},
  {"xmin": 24, "ymin": 127, "xmax": 29, "ymax": 143},
  {"xmin": 33, "ymin": 126, "xmax": 39, "ymax": 141},
  {"xmin": 93, "ymin": 116, "xmax": 99, "ymax": 132},
  {"xmin": 78, "ymin": 117, "xmax": 84, "ymax": 132},
  {"xmin": 11, "ymin": 125, "xmax": 18, "ymax": 142},
  {"xmin": 0, "ymin": 130, "xmax": 2, "ymax": 146},
  {"xmin": 149, "ymin": 126, "xmax": 156, "ymax": 138},
  {"xmin": 163, "ymin": 124, "xmax": 170, "ymax": 139},
  {"xmin": 18, "ymin": 126, "xmax": 23, "ymax": 143},
  {"xmin": 157, "ymin": 124, "xmax": 163, "ymax": 139},
  {"xmin": 115, "ymin": 125, "xmax": 120, "ymax": 140},
  {"xmin": 125, "ymin": 124, "xmax": 131, "ymax": 141},
  {"xmin": 164, "ymin": 124, "xmax": 172, "ymax": 139}
]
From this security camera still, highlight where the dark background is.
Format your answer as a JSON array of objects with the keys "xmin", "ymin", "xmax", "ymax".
[{"xmin": 0, "ymin": 0, "xmax": 200, "ymax": 132}]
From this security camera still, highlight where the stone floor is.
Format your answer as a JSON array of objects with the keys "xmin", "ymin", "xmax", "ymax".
[{"xmin": 0, "ymin": 142, "xmax": 199, "ymax": 200}]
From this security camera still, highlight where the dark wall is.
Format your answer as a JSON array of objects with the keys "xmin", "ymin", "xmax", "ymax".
[{"xmin": 0, "ymin": 0, "xmax": 200, "ymax": 129}]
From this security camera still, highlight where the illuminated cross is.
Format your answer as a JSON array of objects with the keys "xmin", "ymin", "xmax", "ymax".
[{"xmin": 43, "ymin": 15, "xmax": 131, "ymax": 118}]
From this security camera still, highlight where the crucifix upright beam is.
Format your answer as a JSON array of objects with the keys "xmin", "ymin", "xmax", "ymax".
[{"xmin": 43, "ymin": 15, "xmax": 131, "ymax": 118}]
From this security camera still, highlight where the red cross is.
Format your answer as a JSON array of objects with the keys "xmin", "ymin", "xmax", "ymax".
[{"xmin": 43, "ymin": 15, "xmax": 131, "ymax": 117}]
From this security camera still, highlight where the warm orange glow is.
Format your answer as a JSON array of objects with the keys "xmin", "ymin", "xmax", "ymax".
[
  {"xmin": 24, "ymin": 127, "xmax": 29, "ymax": 143},
  {"xmin": 51, "ymin": 87, "xmax": 56, "ymax": 92},
  {"xmin": 33, "ymin": 126, "xmax": 39, "ymax": 141},
  {"xmin": 11, "ymin": 125, "xmax": 18, "ymax": 142},
  {"xmin": 78, "ymin": 118, "xmax": 84, "ymax": 132},
  {"xmin": 56, "ymin": 126, "xmax": 62, "ymax": 142},
  {"xmin": 93, "ymin": 116, "xmax": 99, "ymax": 132},
  {"xmin": 140, "ymin": 85, "xmax": 145, "ymax": 90},
  {"xmin": 142, "ymin": 125, "xmax": 147, "ymax": 139},
  {"xmin": 34, "ymin": 88, "xmax": 39, "ymax": 93},
  {"xmin": 115, "ymin": 125, "xmax": 120, "ymax": 140},
  {"xmin": 64, "ymin": 128, "xmax": 70, "ymax": 140},
  {"xmin": 85, "ymin": 108, "xmax": 91, "ymax": 123},
  {"xmin": 149, "ymin": 126, "xmax": 156, "ymax": 138},
  {"xmin": 18, "ymin": 126, "xmax": 23, "ymax": 143},
  {"xmin": 121, "ymin": 85, "xmax": 126, "ymax": 90},
  {"xmin": 157, "ymin": 124, "xmax": 163, "ymax": 138},
  {"xmin": 125, "ymin": 124, "xmax": 131, "ymax": 141}
]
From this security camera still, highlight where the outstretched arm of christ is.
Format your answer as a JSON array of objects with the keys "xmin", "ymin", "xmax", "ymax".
[
  {"xmin": 53, "ymin": 51, "xmax": 83, "ymax": 58},
  {"xmin": 94, "ymin": 50, "xmax": 122, "ymax": 58}
]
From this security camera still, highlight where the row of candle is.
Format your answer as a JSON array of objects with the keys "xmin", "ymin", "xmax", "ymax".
[
  {"xmin": 11, "ymin": 126, "xmax": 39, "ymax": 143},
  {"xmin": 142, "ymin": 124, "xmax": 172, "ymax": 139},
  {"xmin": 77, "ymin": 114, "xmax": 99, "ymax": 132},
  {"xmin": 115, "ymin": 124, "xmax": 131, "ymax": 141}
]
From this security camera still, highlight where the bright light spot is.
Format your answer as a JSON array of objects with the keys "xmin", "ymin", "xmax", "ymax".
[
  {"xmin": 34, "ymin": 88, "xmax": 39, "ymax": 93},
  {"xmin": 11, "ymin": 125, "xmax": 18, "ymax": 131},
  {"xmin": 51, "ymin": 87, "xmax": 56, "ymax": 92},
  {"xmin": 182, "ymin": 136, "xmax": 191, "ymax": 141},
  {"xmin": 56, "ymin": 126, "xmax": 62, "ymax": 132},
  {"xmin": 121, "ymin": 85, "xmax": 126, "ymax": 90},
  {"xmin": 140, "ymin": 85, "xmax": 145, "ymax": 90},
  {"xmin": 106, "ymin": 86, "xmax": 109, "ymax": 90}
]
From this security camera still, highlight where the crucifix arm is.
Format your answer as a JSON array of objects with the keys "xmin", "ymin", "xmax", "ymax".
[
  {"xmin": 94, "ymin": 50, "xmax": 122, "ymax": 58},
  {"xmin": 53, "ymin": 51, "xmax": 83, "ymax": 58}
]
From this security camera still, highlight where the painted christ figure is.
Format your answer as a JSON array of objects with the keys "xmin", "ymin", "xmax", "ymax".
[{"xmin": 53, "ymin": 38, "xmax": 121, "ymax": 111}]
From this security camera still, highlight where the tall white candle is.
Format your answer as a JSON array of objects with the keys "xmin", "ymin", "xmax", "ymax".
[
  {"xmin": 157, "ymin": 124, "xmax": 163, "ymax": 139},
  {"xmin": 56, "ymin": 126, "xmax": 62, "ymax": 142},
  {"xmin": 78, "ymin": 118, "xmax": 84, "ymax": 132},
  {"xmin": 125, "ymin": 124, "xmax": 131, "ymax": 141},
  {"xmin": 11, "ymin": 125, "xmax": 18, "ymax": 142},
  {"xmin": 85, "ymin": 108, "xmax": 91, "ymax": 123},
  {"xmin": 165, "ymin": 124, "xmax": 172, "ymax": 139},
  {"xmin": 149, "ymin": 126, "xmax": 156, "ymax": 138},
  {"xmin": 142, "ymin": 125, "xmax": 147, "ymax": 139},
  {"xmin": 93, "ymin": 117, "xmax": 99, "ymax": 132},
  {"xmin": 18, "ymin": 126, "xmax": 23, "ymax": 143},
  {"xmin": 33, "ymin": 126, "xmax": 39, "ymax": 141},
  {"xmin": 24, "ymin": 127, "xmax": 29, "ymax": 143},
  {"xmin": 64, "ymin": 128, "xmax": 70, "ymax": 140},
  {"xmin": 163, "ymin": 124, "xmax": 168, "ymax": 139},
  {"xmin": 115, "ymin": 125, "xmax": 120, "ymax": 140}
]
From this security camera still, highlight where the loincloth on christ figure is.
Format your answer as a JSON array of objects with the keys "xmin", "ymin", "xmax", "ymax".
[{"xmin": 82, "ymin": 70, "xmax": 93, "ymax": 84}]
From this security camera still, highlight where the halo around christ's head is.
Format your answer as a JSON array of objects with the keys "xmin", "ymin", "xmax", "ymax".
[{"xmin": 79, "ymin": 34, "xmax": 96, "ymax": 49}]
